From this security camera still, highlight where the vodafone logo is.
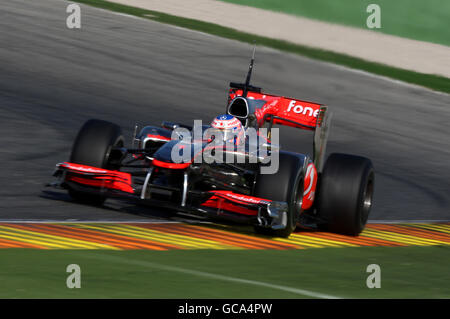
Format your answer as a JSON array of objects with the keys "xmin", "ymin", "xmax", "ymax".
[
  {"xmin": 215, "ymin": 191, "xmax": 270, "ymax": 204},
  {"xmin": 287, "ymin": 100, "xmax": 320, "ymax": 117},
  {"xmin": 225, "ymin": 193, "xmax": 262, "ymax": 204}
]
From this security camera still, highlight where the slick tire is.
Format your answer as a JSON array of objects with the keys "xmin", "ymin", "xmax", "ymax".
[
  {"xmin": 68, "ymin": 119, "xmax": 124, "ymax": 206},
  {"xmin": 316, "ymin": 153, "xmax": 375, "ymax": 236},
  {"xmin": 253, "ymin": 152, "xmax": 305, "ymax": 238}
]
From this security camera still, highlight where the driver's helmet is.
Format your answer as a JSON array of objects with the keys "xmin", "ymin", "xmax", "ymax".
[{"xmin": 210, "ymin": 114, "xmax": 245, "ymax": 145}]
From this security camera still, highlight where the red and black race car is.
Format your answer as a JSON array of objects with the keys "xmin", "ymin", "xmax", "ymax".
[{"xmin": 50, "ymin": 53, "xmax": 374, "ymax": 238}]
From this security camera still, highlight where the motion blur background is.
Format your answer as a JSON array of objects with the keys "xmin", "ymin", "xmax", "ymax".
[{"xmin": 0, "ymin": 0, "xmax": 448, "ymax": 299}]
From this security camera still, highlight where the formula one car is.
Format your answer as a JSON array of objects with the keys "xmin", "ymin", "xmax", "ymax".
[{"xmin": 50, "ymin": 52, "xmax": 374, "ymax": 237}]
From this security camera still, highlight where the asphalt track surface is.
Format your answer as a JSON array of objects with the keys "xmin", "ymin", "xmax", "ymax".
[{"xmin": 0, "ymin": 0, "xmax": 449, "ymax": 223}]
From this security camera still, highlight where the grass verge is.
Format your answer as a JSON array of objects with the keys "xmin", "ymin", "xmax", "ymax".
[
  {"xmin": 73, "ymin": 0, "xmax": 450, "ymax": 94},
  {"xmin": 0, "ymin": 246, "xmax": 449, "ymax": 298},
  {"xmin": 221, "ymin": 0, "xmax": 450, "ymax": 47}
]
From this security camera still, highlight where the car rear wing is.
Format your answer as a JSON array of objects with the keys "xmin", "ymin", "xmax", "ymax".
[
  {"xmin": 227, "ymin": 90, "xmax": 332, "ymax": 172},
  {"xmin": 228, "ymin": 88, "xmax": 323, "ymax": 130}
]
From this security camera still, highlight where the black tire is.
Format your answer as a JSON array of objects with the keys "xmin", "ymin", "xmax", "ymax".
[
  {"xmin": 68, "ymin": 119, "xmax": 124, "ymax": 205},
  {"xmin": 253, "ymin": 152, "xmax": 305, "ymax": 237},
  {"xmin": 316, "ymin": 153, "xmax": 374, "ymax": 236}
]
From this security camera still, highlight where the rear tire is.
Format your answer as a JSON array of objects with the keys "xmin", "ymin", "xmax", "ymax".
[
  {"xmin": 316, "ymin": 153, "xmax": 374, "ymax": 236},
  {"xmin": 68, "ymin": 119, "xmax": 124, "ymax": 206},
  {"xmin": 253, "ymin": 152, "xmax": 305, "ymax": 237}
]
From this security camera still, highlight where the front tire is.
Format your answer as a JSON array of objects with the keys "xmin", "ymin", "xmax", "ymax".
[
  {"xmin": 316, "ymin": 153, "xmax": 375, "ymax": 236},
  {"xmin": 253, "ymin": 152, "xmax": 305, "ymax": 237},
  {"xmin": 68, "ymin": 119, "xmax": 124, "ymax": 205}
]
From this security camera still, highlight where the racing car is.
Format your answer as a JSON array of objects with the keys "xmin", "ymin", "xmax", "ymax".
[{"xmin": 50, "ymin": 52, "xmax": 374, "ymax": 238}]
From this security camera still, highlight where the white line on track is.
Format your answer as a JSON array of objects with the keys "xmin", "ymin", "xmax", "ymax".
[
  {"xmin": 257, "ymin": 45, "xmax": 450, "ymax": 97},
  {"xmin": 330, "ymin": 64, "xmax": 450, "ymax": 97},
  {"xmin": 80, "ymin": 253, "xmax": 342, "ymax": 299}
]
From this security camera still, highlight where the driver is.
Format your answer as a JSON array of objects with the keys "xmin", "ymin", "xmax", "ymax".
[{"xmin": 210, "ymin": 114, "xmax": 245, "ymax": 146}]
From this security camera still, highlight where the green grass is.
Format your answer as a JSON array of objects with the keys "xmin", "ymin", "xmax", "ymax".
[
  {"xmin": 73, "ymin": 0, "xmax": 450, "ymax": 94},
  {"xmin": 221, "ymin": 0, "xmax": 450, "ymax": 47},
  {"xmin": 0, "ymin": 246, "xmax": 449, "ymax": 298}
]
